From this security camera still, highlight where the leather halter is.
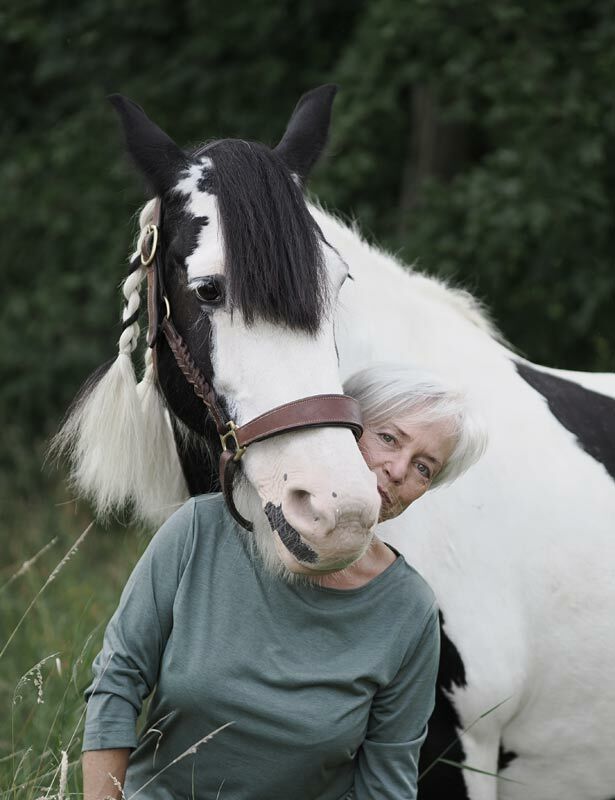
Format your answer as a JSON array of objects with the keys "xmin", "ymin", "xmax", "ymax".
[{"xmin": 140, "ymin": 199, "xmax": 363, "ymax": 531}]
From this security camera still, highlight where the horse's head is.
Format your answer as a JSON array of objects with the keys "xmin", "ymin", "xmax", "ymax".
[{"xmin": 91, "ymin": 87, "xmax": 379, "ymax": 575}]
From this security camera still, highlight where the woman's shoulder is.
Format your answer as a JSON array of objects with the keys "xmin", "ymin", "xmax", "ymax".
[
  {"xmin": 387, "ymin": 561, "xmax": 440, "ymax": 667},
  {"xmin": 148, "ymin": 493, "xmax": 238, "ymax": 575},
  {"xmin": 191, "ymin": 492, "xmax": 242, "ymax": 540},
  {"xmin": 155, "ymin": 493, "xmax": 228, "ymax": 537},
  {"xmin": 192, "ymin": 491, "xmax": 227, "ymax": 516},
  {"xmin": 393, "ymin": 555, "xmax": 439, "ymax": 624},
  {"xmin": 148, "ymin": 493, "xmax": 227, "ymax": 552}
]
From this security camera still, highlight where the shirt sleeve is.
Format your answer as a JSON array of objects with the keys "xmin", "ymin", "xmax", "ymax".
[
  {"xmin": 353, "ymin": 604, "xmax": 440, "ymax": 800},
  {"xmin": 82, "ymin": 499, "xmax": 197, "ymax": 751}
]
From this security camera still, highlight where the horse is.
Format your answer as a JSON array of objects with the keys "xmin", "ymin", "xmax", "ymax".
[
  {"xmin": 322, "ymin": 204, "xmax": 615, "ymax": 800},
  {"xmin": 55, "ymin": 86, "xmax": 381, "ymax": 577},
  {"xmin": 55, "ymin": 86, "xmax": 615, "ymax": 800}
]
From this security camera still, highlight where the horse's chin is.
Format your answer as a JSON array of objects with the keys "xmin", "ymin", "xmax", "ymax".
[{"xmin": 270, "ymin": 531, "xmax": 363, "ymax": 576}]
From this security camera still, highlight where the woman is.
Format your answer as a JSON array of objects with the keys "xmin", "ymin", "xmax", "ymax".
[{"xmin": 82, "ymin": 364, "xmax": 486, "ymax": 800}]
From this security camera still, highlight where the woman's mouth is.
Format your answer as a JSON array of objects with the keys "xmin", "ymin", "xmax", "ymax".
[{"xmin": 378, "ymin": 486, "xmax": 391, "ymax": 505}]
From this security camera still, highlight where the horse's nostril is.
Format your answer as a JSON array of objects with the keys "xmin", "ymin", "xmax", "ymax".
[
  {"xmin": 284, "ymin": 488, "xmax": 331, "ymax": 533},
  {"xmin": 287, "ymin": 489, "xmax": 312, "ymax": 515}
]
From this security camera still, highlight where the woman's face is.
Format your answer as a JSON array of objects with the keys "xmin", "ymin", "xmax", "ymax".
[{"xmin": 359, "ymin": 414, "xmax": 457, "ymax": 522}]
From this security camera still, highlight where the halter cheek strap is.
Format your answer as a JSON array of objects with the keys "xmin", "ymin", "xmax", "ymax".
[{"xmin": 140, "ymin": 199, "xmax": 364, "ymax": 532}]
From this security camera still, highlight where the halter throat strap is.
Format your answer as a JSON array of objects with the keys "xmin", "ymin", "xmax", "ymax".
[{"xmin": 141, "ymin": 199, "xmax": 364, "ymax": 532}]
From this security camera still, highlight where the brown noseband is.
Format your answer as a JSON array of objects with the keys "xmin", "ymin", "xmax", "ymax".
[{"xmin": 141, "ymin": 199, "xmax": 363, "ymax": 531}]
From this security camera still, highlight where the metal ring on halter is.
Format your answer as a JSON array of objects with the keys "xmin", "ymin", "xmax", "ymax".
[
  {"xmin": 162, "ymin": 295, "xmax": 171, "ymax": 321},
  {"xmin": 140, "ymin": 224, "xmax": 159, "ymax": 266},
  {"xmin": 220, "ymin": 420, "xmax": 247, "ymax": 462}
]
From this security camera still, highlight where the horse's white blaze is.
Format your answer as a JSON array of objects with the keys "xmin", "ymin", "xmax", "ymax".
[
  {"xmin": 175, "ymin": 163, "xmax": 225, "ymax": 280},
  {"xmin": 310, "ymin": 205, "xmax": 615, "ymax": 798}
]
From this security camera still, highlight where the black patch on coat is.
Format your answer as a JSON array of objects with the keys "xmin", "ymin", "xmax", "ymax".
[
  {"xmin": 263, "ymin": 502, "xmax": 318, "ymax": 563},
  {"xmin": 498, "ymin": 744, "xmax": 518, "ymax": 772},
  {"xmin": 163, "ymin": 203, "xmax": 210, "ymax": 272},
  {"xmin": 170, "ymin": 415, "xmax": 221, "ymax": 496},
  {"xmin": 154, "ymin": 196, "xmax": 221, "ymax": 438},
  {"xmin": 438, "ymin": 611, "xmax": 467, "ymax": 692},
  {"xmin": 516, "ymin": 362, "xmax": 615, "ymax": 480},
  {"xmin": 418, "ymin": 611, "xmax": 469, "ymax": 799},
  {"xmin": 196, "ymin": 167, "xmax": 216, "ymax": 194}
]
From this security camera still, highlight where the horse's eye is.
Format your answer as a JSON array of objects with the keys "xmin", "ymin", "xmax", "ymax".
[{"xmin": 194, "ymin": 277, "xmax": 224, "ymax": 306}]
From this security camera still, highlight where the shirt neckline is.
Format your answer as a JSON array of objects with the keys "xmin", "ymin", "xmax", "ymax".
[{"xmin": 299, "ymin": 549, "xmax": 405, "ymax": 596}]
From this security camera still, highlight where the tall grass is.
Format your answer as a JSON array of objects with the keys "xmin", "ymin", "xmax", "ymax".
[{"xmin": 0, "ymin": 481, "xmax": 146, "ymax": 798}]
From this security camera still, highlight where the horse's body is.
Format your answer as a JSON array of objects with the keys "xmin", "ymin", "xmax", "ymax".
[
  {"xmin": 58, "ymin": 87, "xmax": 615, "ymax": 800},
  {"xmin": 314, "ymin": 207, "xmax": 615, "ymax": 799}
]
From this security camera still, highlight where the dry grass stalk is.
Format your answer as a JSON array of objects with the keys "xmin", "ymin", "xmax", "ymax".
[
  {"xmin": 108, "ymin": 772, "xmax": 127, "ymax": 799},
  {"xmin": 0, "ymin": 522, "xmax": 93, "ymax": 661},
  {"xmin": 0, "ymin": 537, "xmax": 58, "ymax": 594},
  {"xmin": 58, "ymin": 750, "xmax": 68, "ymax": 800},
  {"xmin": 127, "ymin": 722, "xmax": 235, "ymax": 799},
  {"xmin": 13, "ymin": 653, "xmax": 59, "ymax": 705}
]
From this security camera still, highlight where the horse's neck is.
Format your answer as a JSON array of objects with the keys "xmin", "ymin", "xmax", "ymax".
[{"xmin": 313, "ymin": 207, "xmax": 513, "ymax": 390}]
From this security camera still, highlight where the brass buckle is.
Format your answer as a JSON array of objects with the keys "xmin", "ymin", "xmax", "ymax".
[
  {"xmin": 220, "ymin": 420, "xmax": 247, "ymax": 462},
  {"xmin": 140, "ymin": 224, "xmax": 159, "ymax": 266}
]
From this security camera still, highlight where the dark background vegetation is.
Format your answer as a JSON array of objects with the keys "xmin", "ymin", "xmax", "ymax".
[
  {"xmin": 2, "ymin": 0, "xmax": 615, "ymax": 510},
  {"xmin": 1, "ymin": 2, "xmax": 614, "ymax": 793}
]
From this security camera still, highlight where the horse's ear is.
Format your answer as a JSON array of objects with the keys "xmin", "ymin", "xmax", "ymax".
[
  {"xmin": 274, "ymin": 84, "xmax": 338, "ymax": 184},
  {"xmin": 108, "ymin": 94, "xmax": 188, "ymax": 196}
]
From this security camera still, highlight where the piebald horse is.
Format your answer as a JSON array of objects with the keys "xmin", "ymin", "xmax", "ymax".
[{"xmin": 57, "ymin": 86, "xmax": 615, "ymax": 800}]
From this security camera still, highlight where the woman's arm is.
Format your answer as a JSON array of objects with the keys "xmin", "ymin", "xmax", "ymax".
[
  {"xmin": 354, "ymin": 605, "xmax": 440, "ymax": 800},
  {"xmin": 82, "ymin": 749, "xmax": 130, "ymax": 800},
  {"xmin": 82, "ymin": 500, "xmax": 197, "ymax": 757}
]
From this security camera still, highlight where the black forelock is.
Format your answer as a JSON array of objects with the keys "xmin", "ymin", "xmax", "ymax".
[{"xmin": 191, "ymin": 139, "xmax": 328, "ymax": 333}]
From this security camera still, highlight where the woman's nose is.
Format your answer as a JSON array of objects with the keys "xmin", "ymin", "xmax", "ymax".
[{"xmin": 384, "ymin": 455, "xmax": 409, "ymax": 484}]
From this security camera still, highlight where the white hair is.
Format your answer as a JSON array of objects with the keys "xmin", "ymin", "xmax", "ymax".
[
  {"xmin": 50, "ymin": 199, "xmax": 189, "ymax": 524},
  {"xmin": 343, "ymin": 364, "xmax": 488, "ymax": 487}
]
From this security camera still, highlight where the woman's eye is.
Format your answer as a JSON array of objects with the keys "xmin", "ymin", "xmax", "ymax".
[
  {"xmin": 416, "ymin": 462, "xmax": 431, "ymax": 479},
  {"xmin": 378, "ymin": 433, "xmax": 395, "ymax": 445},
  {"xmin": 194, "ymin": 279, "xmax": 224, "ymax": 306}
]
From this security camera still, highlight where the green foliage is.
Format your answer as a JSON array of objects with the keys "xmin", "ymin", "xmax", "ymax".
[
  {"xmin": 1, "ymin": 0, "xmax": 614, "ymax": 501},
  {"xmin": 314, "ymin": 0, "xmax": 615, "ymax": 369}
]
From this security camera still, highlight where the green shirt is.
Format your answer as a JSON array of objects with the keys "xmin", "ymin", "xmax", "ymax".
[{"xmin": 83, "ymin": 494, "xmax": 439, "ymax": 799}]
